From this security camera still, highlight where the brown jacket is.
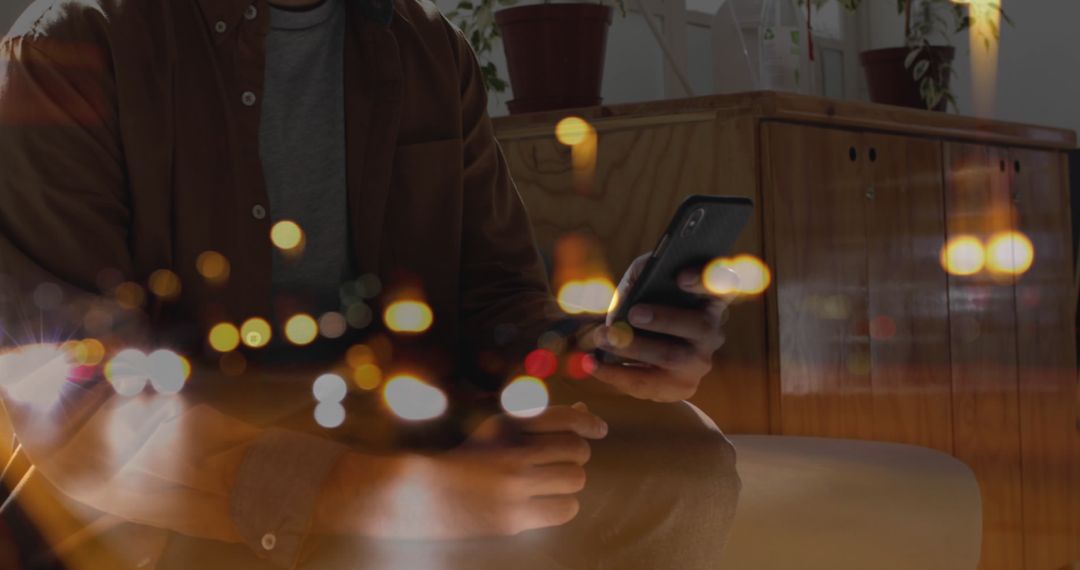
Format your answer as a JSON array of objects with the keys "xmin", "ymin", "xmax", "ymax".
[
  {"xmin": 0, "ymin": 0, "xmax": 563, "ymax": 566},
  {"xmin": 0, "ymin": 0, "xmax": 556, "ymax": 366}
]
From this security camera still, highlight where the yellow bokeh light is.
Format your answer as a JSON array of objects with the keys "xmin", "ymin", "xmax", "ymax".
[
  {"xmin": 353, "ymin": 363, "xmax": 382, "ymax": 391},
  {"xmin": 285, "ymin": 313, "xmax": 319, "ymax": 346},
  {"xmin": 208, "ymin": 322, "xmax": 241, "ymax": 352},
  {"xmin": 270, "ymin": 220, "xmax": 304, "ymax": 251},
  {"xmin": 61, "ymin": 340, "xmax": 87, "ymax": 365},
  {"xmin": 500, "ymin": 376, "xmax": 550, "ymax": 419},
  {"xmin": 557, "ymin": 278, "xmax": 615, "ymax": 315},
  {"xmin": 196, "ymin": 251, "xmax": 230, "ymax": 284},
  {"xmin": 941, "ymin": 235, "xmax": 986, "ymax": 276},
  {"xmin": 384, "ymin": 300, "xmax": 434, "ymax": 334},
  {"xmin": 986, "ymin": 231, "xmax": 1035, "ymax": 276},
  {"xmin": 240, "ymin": 318, "xmax": 272, "ymax": 348},
  {"xmin": 382, "ymin": 374, "xmax": 448, "ymax": 421},
  {"xmin": 346, "ymin": 344, "xmax": 376, "ymax": 368},
  {"xmin": 81, "ymin": 338, "xmax": 105, "ymax": 366},
  {"xmin": 555, "ymin": 116, "xmax": 590, "ymax": 146},
  {"xmin": 114, "ymin": 282, "xmax": 146, "ymax": 310},
  {"xmin": 148, "ymin": 269, "xmax": 182, "ymax": 300}
]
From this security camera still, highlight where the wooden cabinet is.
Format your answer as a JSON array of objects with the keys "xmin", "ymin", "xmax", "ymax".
[{"xmin": 494, "ymin": 92, "xmax": 1079, "ymax": 570}]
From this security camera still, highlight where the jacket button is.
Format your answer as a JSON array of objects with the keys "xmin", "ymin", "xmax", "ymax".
[
  {"xmin": 251, "ymin": 204, "xmax": 267, "ymax": 220},
  {"xmin": 261, "ymin": 532, "xmax": 276, "ymax": 551},
  {"xmin": 244, "ymin": 5, "xmax": 258, "ymax": 20},
  {"xmin": 214, "ymin": 21, "xmax": 227, "ymax": 34},
  {"xmin": 241, "ymin": 91, "xmax": 257, "ymax": 107}
]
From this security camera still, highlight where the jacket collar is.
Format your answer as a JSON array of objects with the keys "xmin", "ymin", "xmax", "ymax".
[{"xmin": 194, "ymin": 0, "xmax": 394, "ymax": 37}]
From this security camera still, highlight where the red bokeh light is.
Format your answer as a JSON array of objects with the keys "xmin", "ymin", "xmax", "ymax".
[
  {"xmin": 524, "ymin": 349, "xmax": 558, "ymax": 378},
  {"xmin": 565, "ymin": 351, "xmax": 597, "ymax": 380}
]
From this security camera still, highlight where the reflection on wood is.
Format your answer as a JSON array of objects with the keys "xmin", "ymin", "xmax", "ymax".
[
  {"xmin": 1011, "ymin": 148, "xmax": 1080, "ymax": 569},
  {"xmin": 945, "ymin": 142, "xmax": 1024, "ymax": 570},
  {"xmin": 766, "ymin": 123, "xmax": 873, "ymax": 439},
  {"xmin": 864, "ymin": 133, "xmax": 953, "ymax": 454},
  {"xmin": 495, "ymin": 93, "xmax": 1079, "ymax": 570}
]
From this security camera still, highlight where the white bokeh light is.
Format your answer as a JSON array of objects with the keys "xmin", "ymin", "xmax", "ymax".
[
  {"xmin": 106, "ymin": 349, "xmax": 149, "ymax": 397},
  {"xmin": 382, "ymin": 375, "xmax": 447, "ymax": 421},
  {"xmin": 500, "ymin": 376, "xmax": 550, "ymax": 418},
  {"xmin": 312, "ymin": 373, "xmax": 348, "ymax": 403},
  {"xmin": 147, "ymin": 350, "xmax": 188, "ymax": 395},
  {"xmin": 314, "ymin": 401, "xmax": 346, "ymax": 428}
]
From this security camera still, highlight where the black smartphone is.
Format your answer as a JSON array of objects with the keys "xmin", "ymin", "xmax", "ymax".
[{"xmin": 597, "ymin": 195, "xmax": 753, "ymax": 359}]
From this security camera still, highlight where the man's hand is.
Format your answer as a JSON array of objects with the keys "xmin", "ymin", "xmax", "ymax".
[
  {"xmin": 591, "ymin": 253, "xmax": 736, "ymax": 403},
  {"xmin": 326, "ymin": 403, "xmax": 608, "ymax": 540}
]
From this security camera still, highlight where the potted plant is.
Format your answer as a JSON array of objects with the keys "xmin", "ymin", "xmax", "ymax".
[
  {"xmin": 449, "ymin": 0, "xmax": 624, "ymax": 114},
  {"xmin": 820, "ymin": 0, "xmax": 1009, "ymax": 112}
]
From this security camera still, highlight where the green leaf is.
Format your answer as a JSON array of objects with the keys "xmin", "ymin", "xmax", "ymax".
[
  {"xmin": 904, "ymin": 46, "xmax": 923, "ymax": 69},
  {"xmin": 913, "ymin": 59, "xmax": 930, "ymax": 80}
]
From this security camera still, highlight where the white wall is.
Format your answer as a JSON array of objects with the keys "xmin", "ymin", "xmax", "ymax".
[{"xmin": 864, "ymin": 0, "xmax": 1080, "ymax": 138}]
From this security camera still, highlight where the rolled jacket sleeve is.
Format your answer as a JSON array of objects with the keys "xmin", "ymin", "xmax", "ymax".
[{"xmin": 229, "ymin": 428, "xmax": 347, "ymax": 569}]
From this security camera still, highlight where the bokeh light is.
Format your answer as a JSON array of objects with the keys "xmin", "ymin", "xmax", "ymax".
[
  {"xmin": 209, "ymin": 322, "xmax": 241, "ymax": 352},
  {"xmin": 314, "ymin": 402, "xmax": 346, "ymax": 429},
  {"xmin": 147, "ymin": 349, "xmax": 189, "ymax": 395},
  {"xmin": 313, "ymin": 373, "xmax": 348, "ymax": 403},
  {"xmin": 148, "ymin": 269, "xmax": 182, "ymax": 300},
  {"xmin": 384, "ymin": 300, "xmax": 434, "ymax": 334},
  {"xmin": 524, "ymin": 348, "xmax": 558, "ymax": 378},
  {"xmin": 869, "ymin": 315, "xmax": 897, "ymax": 341},
  {"xmin": 565, "ymin": 351, "xmax": 598, "ymax": 380},
  {"xmin": 114, "ymin": 282, "xmax": 146, "ymax": 310},
  {"xmin": 270, "ymin": 220, "xmax": 304, "ymax": 251},
  {"xmin": 604, "ymin": 322, "xmax": 635, "ymax": 349},
  {"xmin": 196, "ymin": 251, "xmax": 230, "ymax": 284},
  {"xmin": 105, "ymin": 349, "xmax": 149, "ymax": 397},
  {"xmin": 319, "ymin": 312, "xmax": 347, "ymax": 339},
  {"xmin": 940, "ymin": 235, "xmax": 986, "ymax": 276},
  {"xmin": 1, "ymin": 345, "xmax": 75, "ymax": 408},
  {"xmin": 33, "ymin": 282, "xmax": 63, "ymax": 310},
  {"xmin": 557, "ymin": 278, "xmax": 616, "ymax": 315},
  {"xmin": 705, "ymin": 255, "xmax": 770, "ymax": 296},
  {"xmin": 500, "ymin": 376, "xmax": 550, "ymax": 418},
  {"xmin": 346, "ymin": 344, "xmax": 376, "ymax": 367},
  {"xmin": 285, "ymin": 313, "xmax": 319, "ymax": 346},
  {"xmin": 703, "ymin": 259, "xmax": 739, "ymax": 295},
  {"xmin": 985, "ymin": 231, "xmax": 1034, "ymax": 276},
  {"xmin": 382, "ymin": 374, "xmax": 447, "ymax": 421},
  {"xmin": 240, "ymin": 318, "xmax": 272, "ymax": 348},
  {"xmin": 555, "ymin": 116, "xmax": 590, "ymax": 146},
  {"xmin": 352, "ymin": 363, "xmax": 382, "ymax": 391}
]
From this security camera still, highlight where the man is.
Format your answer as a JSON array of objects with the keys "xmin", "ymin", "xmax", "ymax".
[{"xmin": 0, "ymin": 0, "xmax": 740, "ymax": 568}]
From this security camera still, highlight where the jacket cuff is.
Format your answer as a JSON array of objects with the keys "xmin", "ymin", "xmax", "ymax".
[{"xmin": 229, "ymin": 428, "xmax": 347, "ymax": 568}]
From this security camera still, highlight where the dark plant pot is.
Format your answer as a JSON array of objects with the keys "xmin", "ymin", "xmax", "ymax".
[
  {"xmin": 859, "ymin": 46, "xmax": 956, "ymax": 112},
  {"xmin": 495, "ymin": 3, "xmax": 613, "ymax": 115}
]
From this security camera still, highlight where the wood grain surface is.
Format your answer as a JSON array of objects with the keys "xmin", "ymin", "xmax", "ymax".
[
  {"xmin": 1011, "ymin": 148, "xmax": 1080, "ymax": 570},
  {"xmin": 945, "ymin": 142, "xmax": 1025, "ymax": 570}
]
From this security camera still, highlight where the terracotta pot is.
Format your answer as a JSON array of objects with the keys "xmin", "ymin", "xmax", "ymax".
[
  {"xmin": 495, "ymin": 3, "xmax": 613, "ymax": 114},
  {"xmin": 859, "ymin": 46, "xmax": 956, "ymax": 112}
]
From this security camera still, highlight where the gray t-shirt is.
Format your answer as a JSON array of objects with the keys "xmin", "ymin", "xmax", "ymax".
[{"xmin": 260, "ymin": 0, "xmax": 348, "ymax": 315}]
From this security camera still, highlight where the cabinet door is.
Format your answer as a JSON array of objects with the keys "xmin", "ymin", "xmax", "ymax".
[
  {"xmin": 1011, "ymin": 148, "xmax": 1080, "ymax": 569},
  {"xmin": 765, "ymin": 123, "xmax": 873, "ymax": 439},
  {"xmin": 863, "ymin": 133, "xmax": 953, "ymax": 454},
  {"xmin": 944, "ymin": 143, "xmax": 1024, "ymax": 570}
]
